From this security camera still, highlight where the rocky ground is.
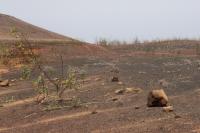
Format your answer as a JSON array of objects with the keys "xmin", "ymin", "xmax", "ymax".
[{"xmin": 0, "ymin": 42, "xmax": 200, "ymax": 133}]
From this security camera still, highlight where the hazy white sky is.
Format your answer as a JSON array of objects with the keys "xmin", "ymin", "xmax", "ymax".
[{"xmin": 0, "ymin": 0, "xmax": 200, "ymax": 42}]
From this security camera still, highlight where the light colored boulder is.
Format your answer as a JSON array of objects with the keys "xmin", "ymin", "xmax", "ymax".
[{"xmin": 147, "ymin": 89, "xmax": 169, "ymax": 107}]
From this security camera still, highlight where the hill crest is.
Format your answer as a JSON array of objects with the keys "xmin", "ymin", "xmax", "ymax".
[{"xmin": 0, "ymin": 13, "xmax": 75, "ymax": 41}]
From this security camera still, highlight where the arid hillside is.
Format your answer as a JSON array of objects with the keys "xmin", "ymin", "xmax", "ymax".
[
  {"xmin": 0, "ymin": 13, "xmax": 74, "ymax": 41},
  {"xmin": 1, "ymin": 14, "xmax": 200, "ymax": 133}
]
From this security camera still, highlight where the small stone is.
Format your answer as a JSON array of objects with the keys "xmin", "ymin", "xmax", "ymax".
[
  {"xmin": 9, "ymin": 83, "xmax": 16, "ymax": 87},
  {"xmin": 94, "ymin": 78, "xmax": 101, "ymax": 81},
  {"xmin": 101, "ymin": 83, "xmax": 105, "ymax": 86},
  {"xmin": 11, "ymin": 79, "xmax": 17, "ymax": 82},
  {"xmin": 111, "ymin": 76, "xmax": 119, "ymax": 82},
  {"xmin": 91, "ymin": 105, "xmax": 98, "ymax": 114},
  {"xmin": 111, "ymin": 97, "xmax": 118, "ymax": 101},
  {"xmin": 138, "ymin": 71, "xmax": 146, "ymax": 74},
  {"xmin": 36, "ymin": 94, "xmax": 46, "ymax": 104},
  {"xmin": 158, "ymin": 79, "xmax": 170, "ymax": 88},
  {"xmin": 118, "ymin": 82, "xmax": 123, "ymax": 85},
  {"xmin": 125, "ymin": 87, "xmax": 143, "ymax": 93},
  {"xmin": 91, "ymin": 111, "xmax": 98, "ymax": 114},
  {"xmin": 147, "ymin": 89, "xmax": 169, "ymax": 107},
  {"xmin": 53, "ymin": 78, "xmax": 59, "ymax": 81},
  {"xmin": 174, "ymin": 115, "xmax": 181, "ymax": 119},
  {"xmin": 135, "ymin": 106, "xmax": 140, "ymax": 109},
  {"xmin": 163, "ymin": 106, "xmax": 173, "ymax": 112},
  {"xmin": 115, "ymin": 89, "xmax": 125, "ymax": 94},
  {"xmin": 0, "ymin": 80, "xmax": 9, "ymax": 87}
]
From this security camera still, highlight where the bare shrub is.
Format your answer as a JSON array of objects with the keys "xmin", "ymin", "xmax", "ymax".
[{"xmin": 4, "ymin": 30, "xmax": 84, "ymax": 104}]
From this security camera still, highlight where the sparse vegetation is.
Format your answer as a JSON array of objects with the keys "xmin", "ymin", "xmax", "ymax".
[
  {"xmin": 2, "ymin": 30, "xmax": 84, "ymax": 106},
  {"xmin": 1, "ymin": 11, "xmax": 200, "ymax": 133},
  {"xmin": 0, "ymin": 96, "xmax": 15, "ymax": 104},
  {"xmin": 20, "ymin": 65, "xmax": 32, "ymax": 80}
]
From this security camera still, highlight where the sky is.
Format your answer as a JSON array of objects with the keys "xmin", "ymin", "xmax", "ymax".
[{"xmin": 0, "ymin": 0, "xmax": 200, "ymax": 43}]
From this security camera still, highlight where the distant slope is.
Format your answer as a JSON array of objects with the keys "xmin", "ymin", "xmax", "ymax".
[{"xmin": 0, "ymin": 13, "xmax": 75, "ymax": 41}]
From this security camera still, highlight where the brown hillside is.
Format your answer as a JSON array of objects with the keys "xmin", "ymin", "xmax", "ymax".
[{"xmin": 0, "ymin": 13, "xmax": 74, "ymax": 41}]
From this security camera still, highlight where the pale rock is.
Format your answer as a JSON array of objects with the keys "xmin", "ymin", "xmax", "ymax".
[
  {"xmin": 163, "ymin": 106, "xmax": 173, "ymax": 112},
  {"xmin": 115, "ymin": 89, "xmax": 125, "ymax": 94},
  {"xmin": 147, "ymin": 89, "xmax": 169, "ymax": 107},
  {"xmin": 0, "ymin": 80, "xmax": 9, "ymax": 87},
  {"xmin": 125, "ymin": 87, "xmax": 142, "ymax": 93}
]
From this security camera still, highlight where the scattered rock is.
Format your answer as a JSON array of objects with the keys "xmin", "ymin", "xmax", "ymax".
[
  {"xmin": 118, "ymin": 81, "xmax": 123, "ymax": 85},
  {"xmin": 115, "ymin": 89, "xmax": 125, "ymax": 95},
  {"xmin": 53, "ymin": 78, "xmax": 59, "ymax": 81},
  {"xmin": 91, "ymin": 105, "xmax": 98, "ymax": 114},
  {"xmin": 183, "ymin": 59, "xmax": 192, "ymax": 65},
  {"xmin": 135, "ymin": 106, "xmax": 140, "ymax": 109},
  {"xmin": 111, "ymin": 97, "xmax": 118, "ymax": 101},
  {"xmin": 111, "ymin": 76, "xmax": 119, "ymax": 82},
  {"xmin": 0, "ymin": 80, "xmax": 9, "ymax": 87},
  {"xmin": 147, "ymin": 89, "xmax": 169, "ymax": 107},
  {"xmin": 101, "ymin": 83, "xmax": 105, "ymax": 86},
  {"xmin": 11, "ymin": 79, "xmax": 17, "ymax": 82},
  {"xmin": 91, "ymin": 111, "xmax": 98, "ymax": 114},
  {"xmin": 94, "ymin": 78, "xmax": 101, "ymax": 81},
  {"xmin": 158, "ymin": 79, "xmax": 170, "ymax": 88},
  {"xmin": 115, "ymin": 87, "xmax": 142, "ymax": 95},
  {"xmin": 163, "ymin": 106, "xmax": 173, "ymax": 112},
  {"xmin": 138, "ymin": 71, "xmax": 146, "ymax": 74},
  {"xmin": 125, "ymin": 87, "xmax": 143, "ymax": 93},
  {"xmin": 36, "ymin": 94, "xmax": 46, "ymax": 104},
  {"xmin": 9, "ymin": 83, "xmax": 16, "ymax": 87},
  {"xmin": 174, "ymin": 115, "xmax": 181, "ymax": 119}
]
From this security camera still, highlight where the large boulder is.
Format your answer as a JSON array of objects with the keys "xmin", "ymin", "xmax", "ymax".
[{"xmin": 147, "ymin": 89, "xmax": 169, "ymax": 107}]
